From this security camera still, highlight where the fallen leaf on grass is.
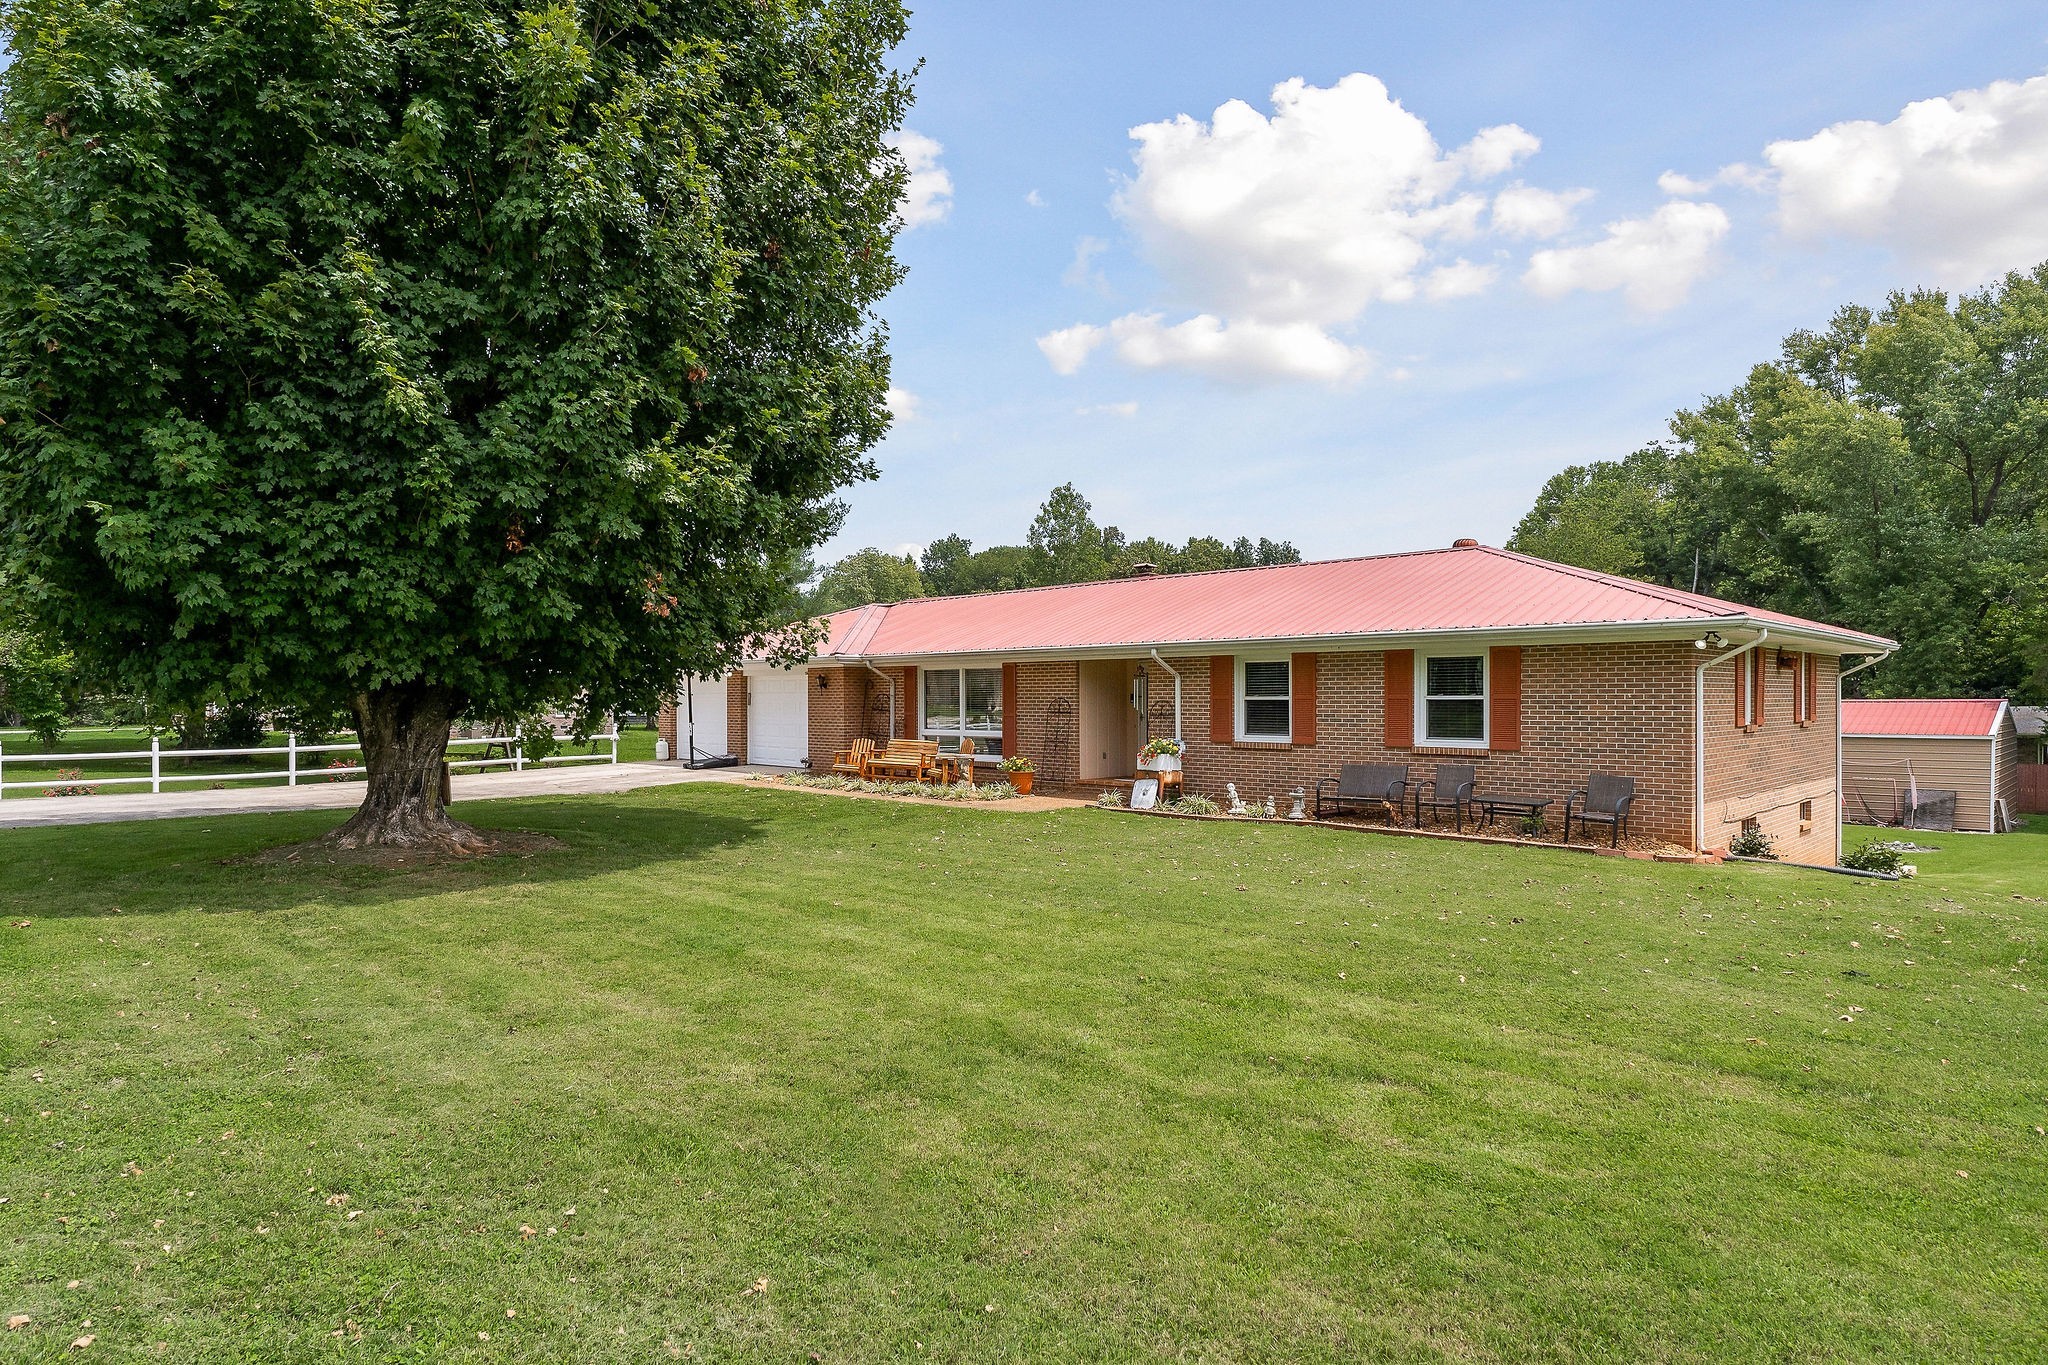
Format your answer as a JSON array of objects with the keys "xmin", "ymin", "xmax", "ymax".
[
  {"xmin": 9, "ymin": 921, "xmax": 28, "ymax": 929},
  {"xmin": 7, "ymin": 1314, "xmax": 29, "ymax": 1330},
  {"xmin": 70, "ymin": 1335, "xmax": 94, "ymax": 1349},
  {"xmin": 741, "ymin": 1277, "xmax": 769, "ymax": 1297},
  {"xmin": 518, "ymin": 1224, "xmax": 537, "ymax": 1240}
]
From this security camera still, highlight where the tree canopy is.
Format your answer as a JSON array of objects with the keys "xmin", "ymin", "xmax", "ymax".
[
  {"xmin": 803, "ymin": 483, "xmax": 1303, "ymax": 609},
  {"xmin": 1508, "ymin": 266, "xmax": 2048, "ymax": 701},
  {"xmin": 0, "ymin": 0, "xmax": 912, "ymax": 843}
]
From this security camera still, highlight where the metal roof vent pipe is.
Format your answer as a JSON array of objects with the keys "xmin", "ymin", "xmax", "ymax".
[{"xmin": 1126, "ymin": 562, "xmax": 1158, "ymax": 577}]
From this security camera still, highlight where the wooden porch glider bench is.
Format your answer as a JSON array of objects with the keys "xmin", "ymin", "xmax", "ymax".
[{"xmin": 862, "ymin": 738, "xmax": 943, "ymax": 783}]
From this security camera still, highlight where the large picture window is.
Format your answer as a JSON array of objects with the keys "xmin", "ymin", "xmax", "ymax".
[
  {"xmin": 922, "ymin": 666, "xmax": 1003, "ymax": 757},
  {"xmin": 1239, "ymin": 658, "xmax": 1292, "ymax": 742},
  {"xmin": 1421, "ymin": 653, "xmax": 1487, "ymax": 746}
]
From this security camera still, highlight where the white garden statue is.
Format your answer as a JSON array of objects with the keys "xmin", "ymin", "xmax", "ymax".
[{"xmin": 1225, "ymin": 783, "xmax": 1249, "ymax": 816}]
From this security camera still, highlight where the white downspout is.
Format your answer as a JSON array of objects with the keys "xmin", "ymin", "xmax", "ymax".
[
  {"xmin": 1835, "ymin": 648, "xmax": 1895, "ymax": 861},
  {"xmin": 1694, "ymin": 629, "xmax": 1768, "ymax": 853},
  {"xmin": 1149, "ymin": 650, "xmax": 1183, "ymax": 743},
  {"xmin": 856, "ymin": 659, "xmax": 897, "ymax": 737}
]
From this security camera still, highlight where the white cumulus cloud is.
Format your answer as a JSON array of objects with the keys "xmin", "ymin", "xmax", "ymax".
[
  {"xmin": 1075, "ymin": 401, "xmax": 1140, "ymax": 418},
  {"xmin": 884, "ymin": 386, "xmax": 919, "ymax": 421},
  {"xmin": 1523, "ymin": 201, "xmax": 1730, "ymax": 313},
  {"xmin": 887, "ymin": 130, "xmax": 953, "ymax": 229},
  {"xmin": 1039, "ymin": 73, "xmax": 1561, "ymax": 384},
  {"xmin": 1492, "ymin": 184, "xmax": 1593, "ymax": 237},
  {"xmin": 1757, "ymin": 69, "xmax": 2048, "ymax": 286}
]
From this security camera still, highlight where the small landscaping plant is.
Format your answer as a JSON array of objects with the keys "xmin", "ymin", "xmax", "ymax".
[
  {"xmin": 1728, "ymin": 825, "xmax": 1779, "ymax": 859},
  {"xmin": 774, "ymin": 773, "xmax": 1020, "ymax": 802},
  {"xmin": 1840, "ymin": 842, "xmax": 1906, "ymax": 875},
  {"xmin": 40, "ymin": 767, "xmax": 98, "ymax": 798},
  {"xmin": 998, "ymin": 755, "xmax": 1034, "ymax": 773},
  {"xmin": 1139, "ymin": 737, "xmax": 1182, "ymax": 760},
  {"xmin": 1162, "ymin": 794, "xmax": 1220, "ymax": 816},
  {"xmin": 1517, "ymin": 813, "xmax": 1547, "ymax": 838},
  {"xmin": 1096, "ymin": 789, "xmax": 1126, "ymax": 808}
]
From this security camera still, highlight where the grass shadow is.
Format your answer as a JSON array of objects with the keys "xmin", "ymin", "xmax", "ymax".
[{"xmin": 0, "ymin": 784, "xmax": 779, "ymax": 922}]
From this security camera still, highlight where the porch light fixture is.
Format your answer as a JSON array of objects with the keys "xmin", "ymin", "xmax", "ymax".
[{"xmin": 1694, "ymin": 631, "xmax": 1726, "ymax": 651}]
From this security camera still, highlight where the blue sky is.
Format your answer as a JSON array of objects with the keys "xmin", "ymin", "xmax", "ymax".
[{"xmin": 833, "ymin": 1, "xmax": 2048, "ymax": 564}]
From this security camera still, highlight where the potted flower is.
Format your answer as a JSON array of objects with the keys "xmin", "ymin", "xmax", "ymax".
[
  {"xmin": 999, "ymin": 755, "xmax": 1035, "ymax": 795},
  {"xmin": 1138, "ymin": 737, "xmax": 1182, "ymax": 772}
]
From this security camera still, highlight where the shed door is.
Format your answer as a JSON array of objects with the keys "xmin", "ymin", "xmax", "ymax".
[
  {"xmin": 746, "ymin": 668, "xmax": 810, "ymax": 767},
  {"xmin": 678, "ymin": 675, "xmax": 728, "ymax": 759}
]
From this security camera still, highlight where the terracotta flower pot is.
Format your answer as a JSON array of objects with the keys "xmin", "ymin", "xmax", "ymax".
[{"xmin": 1008, "ymin": 771, "xmax": 1034, "ymax": 795}]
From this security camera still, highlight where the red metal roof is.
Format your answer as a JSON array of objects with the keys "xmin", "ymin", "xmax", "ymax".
[
  {"xmin": 815, "ymin": 542, "xmax": 1894, "ymax": 659},
  {"xmin": 1841, "ymin": 698, "xmax": 2009, "ymax": 738}
]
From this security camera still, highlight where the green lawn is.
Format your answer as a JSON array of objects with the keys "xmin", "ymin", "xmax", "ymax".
[{"xmin": 2, "ymin": 793, "xmax": 2043, "ymax": 1362}]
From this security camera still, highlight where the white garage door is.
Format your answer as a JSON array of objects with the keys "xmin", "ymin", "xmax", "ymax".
[
  {"xmin": 746, "ymin": 668, "xmax": 810, "ymax": 767},
  {"xmin": 677, "ymin": 675, "xmax": 728, "ymax": 760}
]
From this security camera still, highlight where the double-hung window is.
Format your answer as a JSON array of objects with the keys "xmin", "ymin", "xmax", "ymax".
[
  {"xmin": 1238, "ymin": 658, "xmax": 1292, "ymax": 742},
  {"xmin": 922, "ymin": 666, "xmax": 1003, "ymax": 758},
  {"xmin": 1420, "ymin": 654, "xmax": 1487, "ymax": 747}
]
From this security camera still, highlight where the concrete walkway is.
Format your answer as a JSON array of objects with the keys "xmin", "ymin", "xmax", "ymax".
[{"xmin": 0, "ymin": 762, "xmax": 778, "ymax": 830}]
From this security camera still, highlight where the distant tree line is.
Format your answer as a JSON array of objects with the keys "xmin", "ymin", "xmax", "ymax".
[
  {"xmin": 1508, "ymin": 265, "xmax": 2048, "ymax": 702},
  {"xmin": 801, "ymin": 484, "xmax": 1302, "ymax": 614}
]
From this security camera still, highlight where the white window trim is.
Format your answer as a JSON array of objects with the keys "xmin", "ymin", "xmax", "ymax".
[
  {"xmin": 1414, "ymin": 650, "xmax": 1489, "ymax": 749},
  {"xmin": 1236, "ymin": 655, "xmax": 1292, "ymax": 744},
  {"xmin": 918, "ymin": 665, "xmax": 1004, "ymax": 755}
]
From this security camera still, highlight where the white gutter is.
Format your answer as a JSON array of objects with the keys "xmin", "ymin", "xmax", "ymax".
[
  {"xmin": 1694, "ymin": 629, "xmax": 1768, "ymax": 853},
  {"xmin": 854, "ymin": 659, "xmax": 897, "ymax": 737},
  {"xmin": 1149, "ymin": 649, "xmax": 1183, "ymax": 743},
  {"xmin": 1834, "ymin": 648, "xmax": 1896, "ymax": 861}
]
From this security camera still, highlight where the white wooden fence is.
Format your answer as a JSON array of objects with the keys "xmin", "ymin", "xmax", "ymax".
[{"xmin": 0, "ymin": 731, "xmax": 618, "ymax": 797}]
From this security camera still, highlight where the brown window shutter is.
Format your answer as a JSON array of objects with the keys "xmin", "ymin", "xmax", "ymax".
[
  {"xmin": 1734, "ymin": 658, "xmax": 1746, "ymax": 728},
  {"xmin": 1001, "ymin": 663, "xmax": 1019, "ymax": 757},
  {"xmin": 1752, "ymin": 652, "xmax": 1765, "ymax": 725},
  {"xmin": 1290, "ymin": 652, "xmax": 1317, "ymax": 747},
  {"xmin": 1209, "ymin": 656, "xmax": 1235, "ymax": 745},
  {"xmin": 1805, "ymin": 653, "xmax": 1819, "ymax": 724},
  {"xmin": 900, "ymin": 667, "xmax": 918, "ymax": 739},
  {"xmin": 1488, "ymin": 646, "xmax": 1522, "ymax": 751},
  {"xmin": 1384, "ymin": 650, "xmax": 1414, "ymax": 748}
]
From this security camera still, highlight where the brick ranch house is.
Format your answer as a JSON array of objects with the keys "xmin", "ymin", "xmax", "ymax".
[{"xmin": 660, "ymin": 541, "xmax": 1895, "ymax": 864}]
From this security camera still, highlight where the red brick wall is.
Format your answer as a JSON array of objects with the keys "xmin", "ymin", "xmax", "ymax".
[
  {"xmin": 1703, "ymin": 649, "xmax": 1839, "ymax": 863},
  {"xmin": 656, "ymin": 692, "xmax": 678, "ymax": 760},
  {"xmin": 807, "ymin": 666, "xmax": 875, "ymax": 767},
  {"xmin": 1000, "ymin": 642, "xmax": 1717, "ymax": 847},
  {"xmin": 728, "ymin": 674, "xmax": 749, "ymax": 764}
]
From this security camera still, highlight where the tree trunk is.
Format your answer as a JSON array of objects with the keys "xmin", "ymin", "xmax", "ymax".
[{"xmin": 322, "ymin": 684, "xmax": 488, "ymax": 851}]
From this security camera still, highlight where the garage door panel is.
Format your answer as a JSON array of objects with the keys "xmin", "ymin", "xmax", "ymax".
[{"xmin": 747, "ymin": 669, "xmax": 809, "ymax": 767}]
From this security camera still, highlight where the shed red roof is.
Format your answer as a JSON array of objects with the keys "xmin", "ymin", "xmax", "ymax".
[
  {"xmin": 1841, "ymin": 698, "xmax": 2010, "ymax": 738},
  {"xmin": 815, "ymin": 542, "xmax": 1893, "ymax": 659}
]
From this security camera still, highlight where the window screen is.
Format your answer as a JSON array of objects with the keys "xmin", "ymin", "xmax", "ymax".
[
  {"xmin": 1423, "ymin": 654, "xmax": 1486, "ymax": 742},
  {"xmin": 1242, "ymin": 659, "xmax": 1291, "ymax": 739}
]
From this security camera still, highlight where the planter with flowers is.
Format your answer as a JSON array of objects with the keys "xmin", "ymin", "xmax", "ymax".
[
  {"xmin": 999, "ymin": 755, "xmax": 1035, "ymax": 795},
  {"xmin": 1137, "ymin": 737, "xmax": 1183, "ymax": 773}
]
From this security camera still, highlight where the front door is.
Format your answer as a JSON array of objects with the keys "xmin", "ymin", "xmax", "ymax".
[{"xmin": 1077, "ymin": 660, "xmax": 1138, "ymax": 781}]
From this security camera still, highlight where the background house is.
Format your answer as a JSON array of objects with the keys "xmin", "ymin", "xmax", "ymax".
[
  {"xmin": 661, "ymin": 541, "xmax": 1894, "ymax": 862},
  {"xmin": 1840, "ymin": 699, "xmax": 2022, "ymax": 833}
]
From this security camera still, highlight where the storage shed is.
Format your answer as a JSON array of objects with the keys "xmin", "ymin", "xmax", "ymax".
[{"xmin": 1841, "ymin": 699, "xmax": 2020, "ymax": 833}]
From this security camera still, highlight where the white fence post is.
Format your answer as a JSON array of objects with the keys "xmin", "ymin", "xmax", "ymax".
[
  {"xmin": 287, "ymin": 732, "xmax": 297, "ymax": 787},
  {"xmin": 151, "ymin": 735, "xmax": 160, "ymax": 794},
  {"xmin": 611, "ymin": 731, "xmax": 619, "ymax": 765},
  {"xmin": 514, "ymin": 737, "xmax": 525, "ymax": 773},
  {"xmin": 0, "ymin": 741, "xmax": 6, "ymax": 798}
]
